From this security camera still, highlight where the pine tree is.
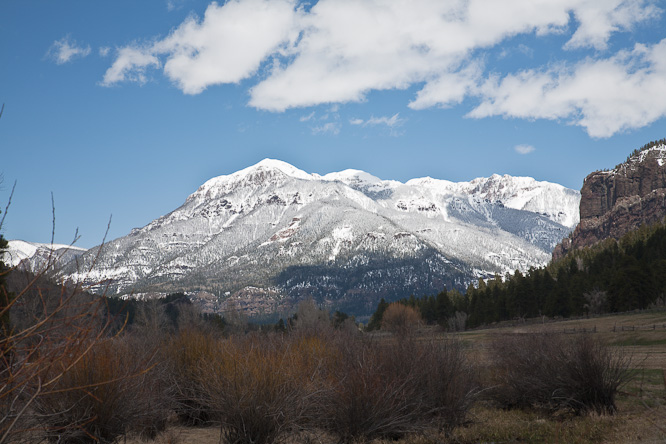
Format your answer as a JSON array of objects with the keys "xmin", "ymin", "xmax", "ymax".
[{"xmin": 366, "ymin": 298, "xmax": 389, "ymax": 331}]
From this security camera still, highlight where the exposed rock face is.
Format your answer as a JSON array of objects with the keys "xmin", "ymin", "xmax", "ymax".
[{"xmin": 553, "ymin": 143, "xmax": 666, "ymax": 260}]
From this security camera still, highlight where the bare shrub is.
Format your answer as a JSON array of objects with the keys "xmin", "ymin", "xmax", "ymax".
[
  {"xmin": 196, "ymin": 334, "xmax": 324, "ymax": 444},
  {"xmin": 584, "ymin": 289, "xmax": 608, "ymax": 315},
  {"xmin": 163, "ymin": 328, "xmax": 219, "ymax": 426},
  {"xmin": 447, "ymin": 311, "xmax": 468, "ymax": 332},
  {"xmin": 490, "ymin": 333, "xmax": 631, "ymax": 415},
  {"xmin": 380, "ymin": 303, "xmax": 421, "ymax": 336},
  {"xmin": 0, "ymin": 277, "xmax": 114, "ymax": 443},
  {"xmin": 318, "ymin": 333, "xmax": 477, "ymax": 442},
  {"xmin": 32, "ymin": 335, "xmax": 167, "ymax": 443},
  {"xmin": 412, "ymin": 337, "xmax": 478, "ymax": 429},
  {"xmin": 292, "ymin": 298, "xmax": 330, "ymax": 334}
]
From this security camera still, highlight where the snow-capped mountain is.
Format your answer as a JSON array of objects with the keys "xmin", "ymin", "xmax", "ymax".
[
  {"xmin": 3, "ymin": 240, "xmax": 87, "ymax": 271},
  {"xmin": 59, "ymin": 159, "xmax": 580, "ymax": 317}
]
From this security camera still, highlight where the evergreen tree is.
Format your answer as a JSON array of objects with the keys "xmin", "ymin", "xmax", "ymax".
[{"xmin": 366, "ymin": 298, "xmax": 389, "ymax": 331}]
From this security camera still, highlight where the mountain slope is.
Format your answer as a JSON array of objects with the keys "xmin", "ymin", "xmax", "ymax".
[
  {"xmin": 59, "ymin": 159, "xmax": 579, "ymax": 316},
  {"xmin": 3, "ymin": 240, "xmax": 87, "ymax": 271}
]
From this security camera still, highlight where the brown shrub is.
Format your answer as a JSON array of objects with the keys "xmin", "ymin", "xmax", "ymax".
[
  {"xmin": 0, "ymin": 277, "xmax": 114, "ymax": 443},
  {"xmin": 490, "ymin": 333, "xmax": 632, "ymax": 415},
  {"xmin": 195, "ymin": 333, "xmax": 326, "ymax": 444},
  {"xmin": 380, "ymin": 303, "xmax": 421, "ymax": 336},
  {"xmin": 32, "ymin": 336, "xmax": 168, "ymax": 443},
  {"xmin": 318, "ymin": 333, "xmax": 477, "ymax": 442},
  {"xmin": 162, "ymin": 327, "xmax": 219, "ymax": 426}
]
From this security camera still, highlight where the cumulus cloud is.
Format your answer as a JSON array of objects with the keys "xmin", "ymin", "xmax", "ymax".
[
  {"xmin": 565, "ymin": 0, "xmax": 659, "ymax": 50},
  {"xmin": 515, "ymin": 144, "xmax": 536, "ymax": 154},
  {"xmin": 248, "ymin": 0, "xmax": 656, "ymax": 111},
  {"xmin": 101, "ymin": 47, "xmax": 160, "ymax": 86},
  {"xmin": 102, "ymin": 0, "xmax": 663, "ymax": 136},
  {"xmin": 47, "ymin": 36, "xmax": 91, "ymax": 64},
  {"xmin": 102, "ymin": 0, "xmax": 300, "ymax": 93},
  {"xmin": 469, "ymin": 39, "xmax": 666, "ymax": 138}
]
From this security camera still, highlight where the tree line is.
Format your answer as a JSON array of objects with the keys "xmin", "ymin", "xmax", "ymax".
[{"xmin": 370, "ymin": 220, "xmax": 666, "ymax": 329}]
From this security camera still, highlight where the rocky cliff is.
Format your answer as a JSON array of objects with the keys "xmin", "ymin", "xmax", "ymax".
[{"xmin": 553, "ymin": 140, "xmax": 666, "ymax": 260}]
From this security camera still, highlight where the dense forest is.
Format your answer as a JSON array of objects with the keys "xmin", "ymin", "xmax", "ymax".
[{"xmin": 369, "ymin": 220, "xmax": 666, "ymax": 329}]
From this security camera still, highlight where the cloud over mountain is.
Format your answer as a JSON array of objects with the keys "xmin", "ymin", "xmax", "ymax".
[{"xmin": 102, "ymin": 0, "xmax": 663, "ymax": 137}]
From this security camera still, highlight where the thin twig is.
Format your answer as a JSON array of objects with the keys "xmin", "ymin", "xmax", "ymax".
[{"xmin": 0, "ymin": 181, "xmax": 16, "ymax": 232}]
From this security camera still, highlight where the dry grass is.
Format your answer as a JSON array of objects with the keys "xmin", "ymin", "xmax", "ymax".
[{"xmin": 27, "ymin": 309, "xmax": 666, "ymax": 444}]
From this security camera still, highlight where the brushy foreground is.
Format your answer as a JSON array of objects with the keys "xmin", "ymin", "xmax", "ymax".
[{"xmin": 1, "ymin": 286, "xmax": 637, "ymax": 444}]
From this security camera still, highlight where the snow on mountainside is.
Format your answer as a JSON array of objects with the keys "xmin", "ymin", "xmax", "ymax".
[
  {"xmin": 58, "ymin": 159, "xmax": 580, "ymax": 317},
  {"xmin": 3, "ymin": 240, "xmax": 87, "ymax": 270}
]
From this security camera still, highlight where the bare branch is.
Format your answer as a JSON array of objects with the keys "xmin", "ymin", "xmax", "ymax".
[{"xmin": 0, "ymin": 181, "xmax": 16, "ymax": 233}]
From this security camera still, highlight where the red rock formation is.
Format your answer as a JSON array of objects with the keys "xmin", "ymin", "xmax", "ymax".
[{"xmin": 553, "ymin": 143, "xmax": 666, "ymax": 260}]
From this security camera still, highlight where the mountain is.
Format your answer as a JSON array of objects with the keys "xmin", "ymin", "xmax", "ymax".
[
  {"xmin": 3, "ymin": 240, "xmax": 87, "ymax": 271},
  {"xmin": 553, "ymin": 139, "xmax": 666, "ymax": 260},
  {"xmin": 58, "ymin": 159, "xmax": 579, "ymax": 317}
]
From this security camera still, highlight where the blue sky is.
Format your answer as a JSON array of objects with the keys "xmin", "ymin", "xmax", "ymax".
[{"xmin": 1, "ymin": 0, "xmax": 665, "ymax": 248}]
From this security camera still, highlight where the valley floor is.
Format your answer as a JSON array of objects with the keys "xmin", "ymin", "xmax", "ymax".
[{"xmin": 126, "ymin": 310, "xmax": 666, "ymax": 444}]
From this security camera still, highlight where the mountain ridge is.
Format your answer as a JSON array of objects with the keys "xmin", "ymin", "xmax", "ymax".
[{"xmin": 15, "ymin": 159, "xmax": 580, "ymax": 317}]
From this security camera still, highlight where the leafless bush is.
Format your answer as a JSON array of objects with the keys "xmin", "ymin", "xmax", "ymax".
[
  {"xmin": 584, "ymin": 289, "xmax": 608, "ymax": 315},
  {"xmin": 32, "ymin": 335, "xmax": 168, "ymax": 443},
  {"xmin": 0, "ymin": 276, "xmax": 113, "ymax": 443},
  {"xmin": 447, "ymin": 311, "xmax": 468, "ymax": 332},
  {"xmin": 490, "ymin": 333, "xmax": 632, "ymax": 415},
  {"xmin": 196, "ymin": 333, "xmax": 325, "ymax": 444},
  {"xmin": 380, "ymin": 303, "xmax": 421, "ymax": 336},
  {"xmin": 292, "ymin": 298, "xmax": 331, "ymax": 335},
  {"xmin": 162, "ymin": 327, "xmax": 219, "ymax": 426},
  {"xmin": 318, "ymin": 333, "xmax": 477, "ymax": 442},
  {"xmin": 412, "ymin": 337, "xmax": 478, "ymax": 429}
]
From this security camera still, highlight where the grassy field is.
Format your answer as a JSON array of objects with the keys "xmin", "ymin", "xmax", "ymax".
[{"xmin": 128, "ymin": 310, "xmax": 666, "ymax": 444}]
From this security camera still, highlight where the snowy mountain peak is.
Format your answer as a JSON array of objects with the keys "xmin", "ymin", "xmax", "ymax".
[
  {"xmin": 3, "ymin": 240, "xmax": 87, "ymax": 269},
  {"xmin": 190, "ymin": 159, "xmax": 313, "ymax": 201},
  {"xmin": 58, "ymin": 159, "xmax": 581, "ymax": 316},
  {"xmin": 323, "ymin": 169, "xmax": 383, "ymax": 186},
  {"xmin": 250, "ymin": 158, "xmax": 314, "ymax": 180}
]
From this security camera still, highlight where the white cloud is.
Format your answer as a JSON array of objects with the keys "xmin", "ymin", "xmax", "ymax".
[
  {"xmin": 348, "ymin": 113, "xmax": 406, "ymax": 136},
  {"xmin": 515, "ymin": 144, "xmax": 536, "ymax": 154},
  {"xmin": 469, "ymin": 39, "xmax": 666, "ymax": 138},
  {"xmin": 311, "ymin": 122, "xmax": 340, "ymax": 135},
  {"xmin": 99, "ymin": 47, "xmax": 111, "ymax": 57},
  {"xmin": 100, "ymin": 47, "xmax": 160, "ymax": 86},
  {"xmin": 47, "ymin": 36, "xmax": 91, "ymax": 64},
  {"xmin": 299, "ymin": 111, "xmax": 315, "ymax": 122},
  {"xmin": 103, "ymin": 0, "xmax": 300, "ymax": 93},
  {"xmin": 366, "ymin": 113, "xmax": 405, "ymax": 128},
  {"xmin": 102, "ymin": 0, "xmax": 663, "ymax": 136},
  {"xmin": 167, "ymin": 0, "xmax": 191, "ymax": 12},
  {"xmin": 565, "ymin": 0, "xmax": 659, "ymax": 50},
  {"xmin": 350, "ymin": 113, "xmax": 406, "ymax": 128},
  {"xmin": 248, "ymin": 0, "xmax": 656, "ymax": 111}
]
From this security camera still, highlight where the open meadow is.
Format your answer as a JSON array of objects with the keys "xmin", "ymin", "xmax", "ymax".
[{"xmin": 117, "ymin": 310, "xmax": 666, "ymax": 444}]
